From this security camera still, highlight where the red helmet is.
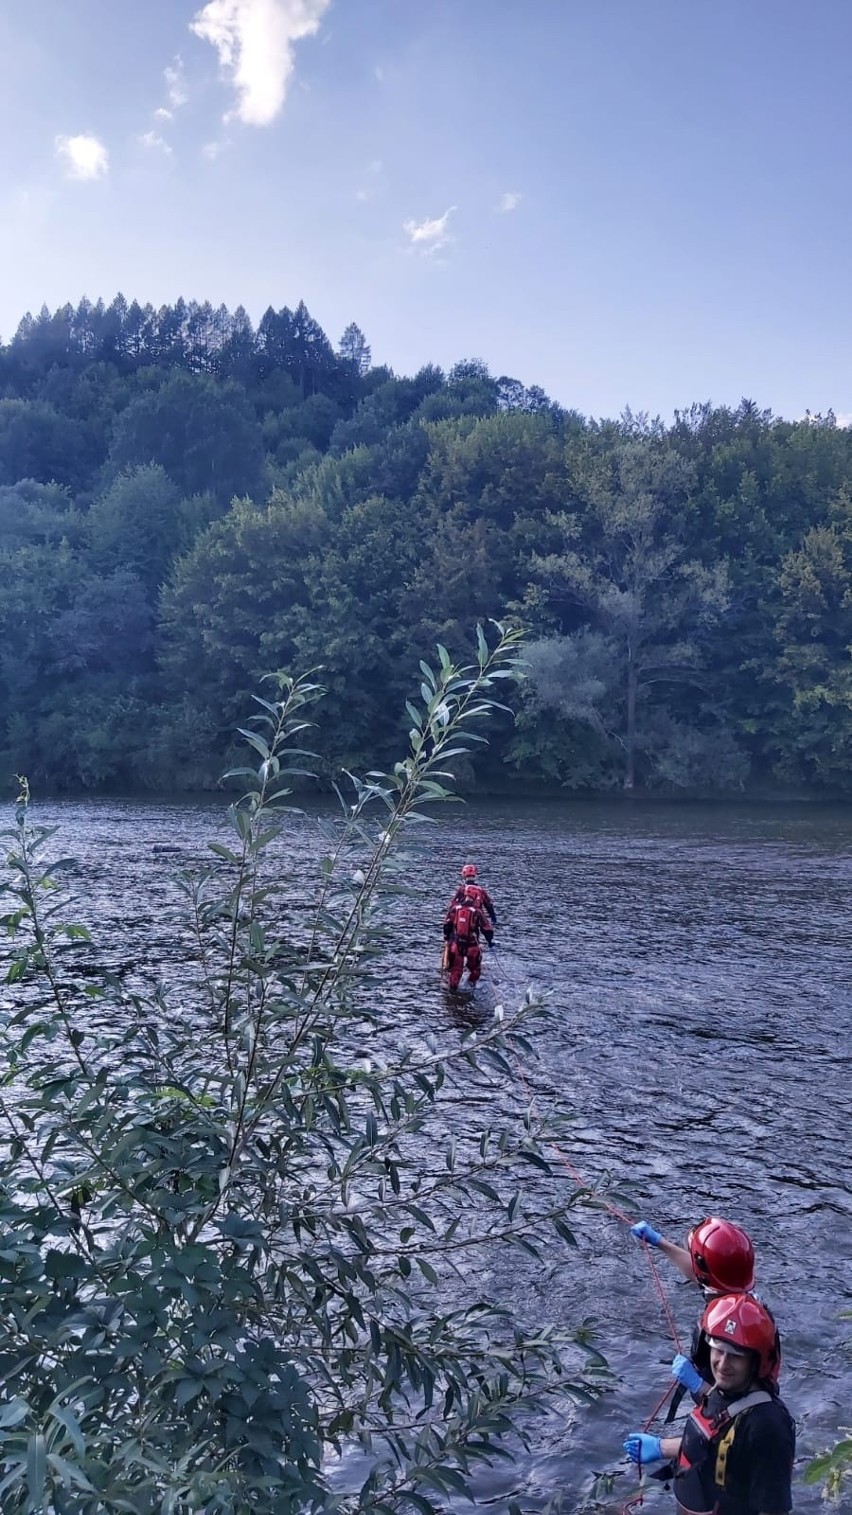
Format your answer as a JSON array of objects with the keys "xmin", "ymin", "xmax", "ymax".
[
  {"xmin": 461, "ymin": 864, "xmax": 477, "ymax": 880},
  {"xmin": 700, "ymin": 1293, "xmax": 781, "ymax": 1383},
  {"xmin": 688, "ymin": 1217, "xmax": 755, "ymax": 1292}
]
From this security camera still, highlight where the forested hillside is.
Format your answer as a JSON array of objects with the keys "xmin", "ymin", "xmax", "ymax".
[{"xmin": 1, "ymin": 294, "xmax": 851, "ymax": 794}]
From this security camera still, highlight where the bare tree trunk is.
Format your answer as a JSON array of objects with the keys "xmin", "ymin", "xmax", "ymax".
[{"xmin": 624, "ymin": 650, "xmax": 637, "ymax": 791}]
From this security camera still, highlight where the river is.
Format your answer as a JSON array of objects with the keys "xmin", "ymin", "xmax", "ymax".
[{"xmin": 3, "ymin": 792, "xmax": 849, "ymax": 1512}]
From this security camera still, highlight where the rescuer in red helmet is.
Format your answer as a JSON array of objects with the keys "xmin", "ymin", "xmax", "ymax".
[
  {"xmin": 630, "ymin": 1215, "xmax": 758, "ymax": 1401},
  {"xmin": 451, "ymin": 863, "xmax": 497, "ymax": 929},
  {"xmin": 623, "ymin": 1293, "xmax": 794, "ymax": 1515},
  {"xmin": 631, "ymin": 1215, "xmax": 756, "ymax": 1293},
  {"xmin": 442, "ymin": 887, "xmax": 493, "ymax": 991},
  {"xmin": 442, "ymin": 863, "xmax": 498, "ymax": 991}
]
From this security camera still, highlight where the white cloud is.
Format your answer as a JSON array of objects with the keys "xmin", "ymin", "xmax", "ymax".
[
  {"xmin": 202, "ymin": 139, "xmax": 229, "ymax": 159},
  {"xmin": 140, "ymin": 130, "xmax": 173, "ymax": 155},
  {"xmin": 144, "ymin": 56, "xmax": 187, "ymax": 155},
  {"xmin": 190, "ymin": 0, "xmax": 332, "ymax": 127},
  {"xmin": 834, "ymin": 412, "xmax": 852, "ymax": 428},
  {"xmin": 55, "ymin": 134, "xmax": 109, "ymax": 181},
  {"xmin": 165, "ymin": 58, "xmax": 188, "ymax": 108},
  {"xmin": 497, "ymin": 190, "xmax": 521, "ymax": 212},
  {"xmin": 403, "ymin": 206, "xmax": 456, "ymax": 254}
]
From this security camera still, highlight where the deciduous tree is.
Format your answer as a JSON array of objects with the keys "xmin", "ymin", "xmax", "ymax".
[{"xmin": 529, "ymin": 439, "xmax": 731, "ymax": 788}]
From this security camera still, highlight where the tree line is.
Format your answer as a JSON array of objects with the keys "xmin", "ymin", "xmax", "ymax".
[{"xmin": 1, "ymin": 294, "xmax": 851, "ymax": 795}]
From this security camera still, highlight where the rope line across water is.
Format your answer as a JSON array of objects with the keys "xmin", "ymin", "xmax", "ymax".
[{"xmin": 483, "ymin": 954, "xmax": 681, "ymax": 1513}]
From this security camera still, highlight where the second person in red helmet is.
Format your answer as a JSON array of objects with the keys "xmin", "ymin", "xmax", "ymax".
[
  {"xmin": 630, "ymin": 1215, "xmax": 758, "ymax": 1402},
  {"xmin": 630, "ymin": 1215, "xmax": 755, "ymax": 1293}
]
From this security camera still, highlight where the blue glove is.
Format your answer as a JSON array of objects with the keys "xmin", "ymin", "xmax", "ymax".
[
  {"xmin": 672, "ymin": 1353, "xmax": 704, "ymax": 1395},
  {"xmin": 623, "ymin": 1433, "xmax": 663, "ymax": 1465},
  {"xmin": 630, "ymin": 1220, "xmax": 662, "ymax": 1247}
]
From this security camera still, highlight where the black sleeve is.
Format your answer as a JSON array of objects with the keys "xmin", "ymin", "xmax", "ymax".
[{"xmin": 737, "ymin": 1402, "xmax": 795, "ymax": 1513}]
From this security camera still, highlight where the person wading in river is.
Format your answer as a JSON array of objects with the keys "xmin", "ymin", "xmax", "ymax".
[
  {"xmin": 442, "ymin": 889, "xmax": 493, "ymax": 991},
  {"xmin": 623, "ymin": 1293, "xmax": 794, "ymax": 1515},
  {"xmin": 630, "ymin": 1215, "xmax": 758, "ymax": 1401}
]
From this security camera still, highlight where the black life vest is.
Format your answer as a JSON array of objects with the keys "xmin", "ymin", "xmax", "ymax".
[{"xmin": 674, "ymin": 1388, "xmax": 772, "ymax": 1514}]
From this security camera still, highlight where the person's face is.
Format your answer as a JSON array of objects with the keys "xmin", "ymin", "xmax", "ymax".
[{"xmin": 710, "ymin": 1344, "xmax": 753, "ymax": 1394}]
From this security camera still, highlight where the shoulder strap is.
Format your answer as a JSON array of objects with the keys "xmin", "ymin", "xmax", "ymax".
[
  {"xmin": 724, "ymin": 1389, "xmax": 772, "ymax": 1418},
  {"xmin": 665, "ymin": 1381, "xmax": 689, "ymax": 1424},
  {"xmin": 713, "ymin": 1390, "xmax": 772, "ymax": 1489}
]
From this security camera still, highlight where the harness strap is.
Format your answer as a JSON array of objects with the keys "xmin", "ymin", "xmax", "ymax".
[
  {"xmin": 715, "ymin": 1422, "xmax": 736, "ymax": 1488},
  {"xmin": 679, "ymin": 1388, "xmax": 772, "ymax": 1466},
  {"xmin": 665, "ymin": 1381, "xmax": 689, "ymax": 1424},
  {"xmin": 712, "ymin": 1393, "xmax": 770, "ymax": 1492},
  {"xmin": 721, "ymin": 1389, "xmax": 772, "ymax": 1418}
]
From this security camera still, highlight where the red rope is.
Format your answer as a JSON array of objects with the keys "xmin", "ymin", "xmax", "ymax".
[
  {"xmin": 640, "ymin": 1242, "xmax": 683, "ymax": 1356},
  {"xmin": 622, "ymin": 1495, "xmax": 646, "ymax": 1515},
  {"xmin": 642, "ymin": 1377, "xmax": 676, "ymax": 1428},
  {"xmin": 503, "ymin": 1039, "xmax": 682, "ymax": 1515},
  {"xmin": 508, "ymin": 1048, "xmax": 682, "ymax": 1344}
]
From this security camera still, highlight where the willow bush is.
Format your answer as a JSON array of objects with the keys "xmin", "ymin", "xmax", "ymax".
[
  {"xmin": 0, "ymin": 624, "xmax": 609, "ymax": 1513},
  {"xmin": 804, "ymin": 1312, "xmax": 852, "ymax": 1504}
]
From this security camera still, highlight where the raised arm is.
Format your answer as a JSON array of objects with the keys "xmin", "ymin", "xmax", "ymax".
[{"xmin": 630, "ymin": 1220, "xmax": 695, "ymax": 1282}]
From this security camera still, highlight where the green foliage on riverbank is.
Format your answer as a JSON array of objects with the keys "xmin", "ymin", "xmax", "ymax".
[
  {"xmin": 804, "ymin": 1312, "xmax": 852, "ymax": 1504},
  {"xmin": 0, "ymin": 628, "xmax": 611, "ymax": 1512},
  {"xmin": 2, "ymin": 296, "xmax": 852, "ymax": 793}
]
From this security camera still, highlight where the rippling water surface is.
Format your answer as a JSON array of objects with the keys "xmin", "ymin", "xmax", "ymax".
[{"xmin": 6, "ymin": 794, "xmax": 850, "ymax": 1512}]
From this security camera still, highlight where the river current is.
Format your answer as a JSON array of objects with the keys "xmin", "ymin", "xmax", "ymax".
[{"xmin": 3, "ymin": 793, "xmax": 849, "ymax": 1512}]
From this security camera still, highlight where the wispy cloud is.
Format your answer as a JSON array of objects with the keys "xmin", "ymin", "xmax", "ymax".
[
  {"xmin": 55, "ymin": 134, "xmax": 109, "ymax": 181},
  {"xmin": 190, "ymin": 0, "xmax": 332, "ymax": 127},
  {"xmin": 165, "ymin": 58, "xmax": 188, "ymax": 109},
  {"xmin": 202, "ymin": 139, "xmax": 229, "ymax": 160},
  {"xmin": 403, "ymin": 206, "xmax": 456, "ymax": 254},
  {"xmin": 140, "ymin": 130, "xmax": 173, "ymax": 155},
  {"xmin": 497, "ymin": 190, "xmax": 521, "ymax": 213},
  {"xmin": 146, "ymin": 57, "xmax": 188, "ymax": 152}
]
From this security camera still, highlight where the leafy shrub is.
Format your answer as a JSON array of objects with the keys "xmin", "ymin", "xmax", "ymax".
[{"xmin": 0, "ymin": 625, "xmax": 608, "ymax": 1512}]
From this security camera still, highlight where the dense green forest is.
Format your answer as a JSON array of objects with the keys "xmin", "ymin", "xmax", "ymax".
[{"xmin": 1, "ymin": 293, "xmax": 851, "ymax": 794}]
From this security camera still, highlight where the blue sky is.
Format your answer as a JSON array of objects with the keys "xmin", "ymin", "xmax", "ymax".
[{"xmin": 1, "ymin": 0, "xmax": 850, "ymax": 421}]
